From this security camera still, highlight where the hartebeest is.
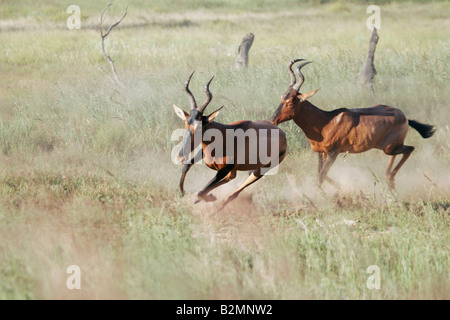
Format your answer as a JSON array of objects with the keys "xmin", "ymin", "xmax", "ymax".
[
  {"xmin": 271, "ymin": 59, "xmax": 435, "ymax": 189},
  {"xmin": 174, "ymin": 72, "xmax": 287, "ymax": 209}
]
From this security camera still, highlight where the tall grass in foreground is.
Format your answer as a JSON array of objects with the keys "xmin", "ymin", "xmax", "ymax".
[
  {"xmin": 0, "ymin": 171, "xmax": 448, "ymax": 299},
  {"xmin": 0, "ymin": 2, "xmax": 448, "ymax": 299}
]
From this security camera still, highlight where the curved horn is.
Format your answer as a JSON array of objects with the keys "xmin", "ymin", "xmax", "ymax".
[
  {"xmin": 184, "ymin": 70, "xmax": 197, "ymax": 110},
  {"xmin": 288, "ymin": 58, "xmax": 305, "ymax": 86},
  {"xmin": 198, "ymin": 76, "xmax": 214, "ymax": 113},
  {"xmin": 292, "ymin": 61, "xmax": 312, "ymax": 92}
]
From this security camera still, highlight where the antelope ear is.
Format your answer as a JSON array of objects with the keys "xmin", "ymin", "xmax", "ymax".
[
  {"xmin": 207, "ymin": 106, "xmax": 224, "ymax": 122},
  {"xmin": 299, "ymin": 89, "xmax": 320, "ymax": 102},
  {"xmin": 173, "ymin": 104, "xmax": 189, "ymax": 120}
]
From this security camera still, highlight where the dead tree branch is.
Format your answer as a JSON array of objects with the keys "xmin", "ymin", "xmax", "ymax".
[
  {"xmin": 235, "ymin": 33, "xmax": 254, "ymax": 70},
  {"xmin": 99, "ymin": 0, "xmax": 128, "ymax": 87}
]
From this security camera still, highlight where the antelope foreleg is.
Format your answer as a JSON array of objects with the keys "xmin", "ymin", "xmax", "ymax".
[
  {"xmin": 324, "ymin": 176, "xmax": 340, "ymax": 189},
  {"xmin": 318, "ymin": 151, "xmax": 338, "ymax": 188},
  {"xmin": 179, "ymin": 149, "xmax": 203, "ymax": 196},
  {"xmin": 180, "ymin": 163, "xmax": 193, "ymax": 196},
  {"xmin": 202, "ymin": 170, "xmax": 237, "ymax": 197},
  {"xmin": 385, "ymin": 155, "xmax": 396, "ymax": 189},
  {"xmin": 318, "ymin": 152, "xmax": 325, "ymax": 175},
  {"xmin": 194, "ymin": 165, "xmax": 235, "ymax": 204}
]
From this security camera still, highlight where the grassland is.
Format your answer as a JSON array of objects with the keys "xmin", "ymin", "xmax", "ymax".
[{"xmin": 0, "ymin": 0, "xmax": 449, "ymax": 299}]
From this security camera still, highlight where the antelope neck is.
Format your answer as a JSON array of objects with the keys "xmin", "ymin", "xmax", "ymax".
[{"xmin": 293, "ymin": 101, "xmax": 334, "ymax": 142}]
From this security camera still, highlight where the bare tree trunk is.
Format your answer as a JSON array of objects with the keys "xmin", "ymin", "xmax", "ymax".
[
  {"xmin": 357, "ymin": 27, "xmax": 379, "ymax": 91},
  {"xmin": 235, "ymin": 33, "xmax": 254, "ymax": 70}
]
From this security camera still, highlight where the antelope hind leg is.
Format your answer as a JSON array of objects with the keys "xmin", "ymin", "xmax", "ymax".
[
  {"xmin": 385, "ymin": 145, "xmax": 415, "ymax": 189},
  {"xmin": 218, "ymin": 169, "xmax": 263, "ymax": 211}
]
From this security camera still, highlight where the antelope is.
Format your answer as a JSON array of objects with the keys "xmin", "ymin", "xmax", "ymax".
[
  {"xmin": 173, "ymin": 71, "xmax": 287, "ymax": 210},
  {"xmin": 271, "ymin": 59, "xmax": 435, "ymax": 189}
]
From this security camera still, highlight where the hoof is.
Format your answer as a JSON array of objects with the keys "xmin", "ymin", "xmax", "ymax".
[
  {"xmin": 203, "ymin": 194, "xmax": 217, "ymax": 202},
  {"xmin": 194, "ymin": 193, "xmax": 217, "ymax": 204},
  {"xmin": 386, "ymin": 176, "xmax": 395, "ymax": 190}
]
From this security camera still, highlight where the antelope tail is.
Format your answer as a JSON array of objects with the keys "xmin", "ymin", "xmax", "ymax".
[{"xmin": 408, "ymin": 120, "xmax": 435, "ymax": 139}]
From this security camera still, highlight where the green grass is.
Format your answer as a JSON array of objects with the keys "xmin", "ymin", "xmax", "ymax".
[{"xmin": 0, "ymin": 1, "xmax": 449, "ymax": 299}]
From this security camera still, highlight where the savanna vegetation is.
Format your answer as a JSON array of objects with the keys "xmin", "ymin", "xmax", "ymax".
[{"xmin": 0, "ymin": 0, "xmax": 448, "ymax": 299}]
